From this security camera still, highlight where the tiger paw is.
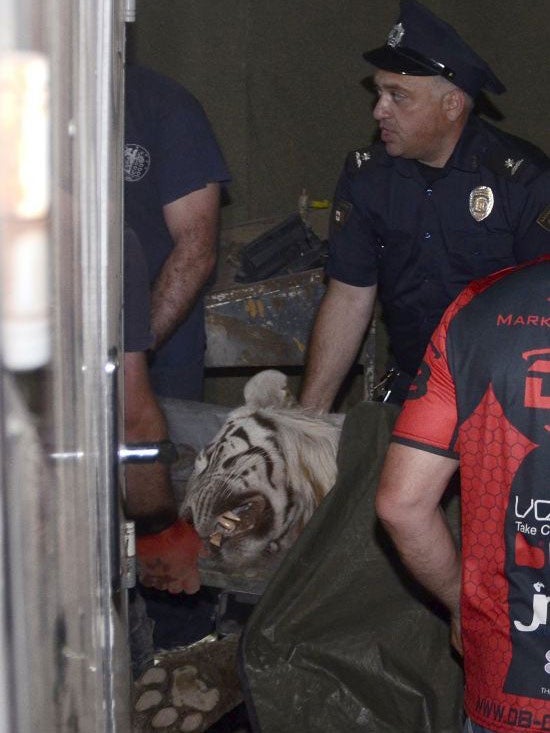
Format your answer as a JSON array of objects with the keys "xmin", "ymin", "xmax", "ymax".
[
  {"xmin": 171, "ymin": 665, "xmax": 220, "ymax": 711},
  {"xmin": 132, "ymin": 635, "xmax": 242, "ymax": 733}
]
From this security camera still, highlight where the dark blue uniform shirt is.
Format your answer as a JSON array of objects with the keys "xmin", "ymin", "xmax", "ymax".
[
  {"xmin": 124, "ymin": 65, "xmax": 231, "ymax": 398},
  {"xmin": 327, "ymin": 115, "xmax": 550, "ymax": 378}
]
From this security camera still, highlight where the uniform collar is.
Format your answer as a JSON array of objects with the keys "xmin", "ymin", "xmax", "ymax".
[
  {"xmin": 391, "ymin": 114, "xmax": 486, "ymax": 179},
  {"xmin": 448, "ymin": 114, "xmax": 487, "ymax": 172}
]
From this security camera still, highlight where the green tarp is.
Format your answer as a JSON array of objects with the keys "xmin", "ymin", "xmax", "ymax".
[{"xmin": 240, "ymin": 401, "xmax": 464, "ymax": 732}]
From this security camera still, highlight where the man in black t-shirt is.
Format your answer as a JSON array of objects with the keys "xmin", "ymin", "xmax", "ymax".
[{"xmin": 124, "ymin": 65, "xmax": 230, "ymax": 400}]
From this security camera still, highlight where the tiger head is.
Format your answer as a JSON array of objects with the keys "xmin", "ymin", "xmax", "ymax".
[{"xmin": 180, "ymin": 370, "xmax": 342, "ymax": 568}]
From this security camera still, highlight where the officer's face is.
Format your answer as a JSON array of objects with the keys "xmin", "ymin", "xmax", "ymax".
[{"xmin": 373, "ymin": 70, "xmax": 455, "ymax": 167}]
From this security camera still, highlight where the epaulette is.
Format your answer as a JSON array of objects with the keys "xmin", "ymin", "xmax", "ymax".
[
  {"xmin": 344, "ymin": 145, "xmax": 381, "ymax": 176},
  {"xmin": 483, "ymin": 133, "xmax": 549, "ymax": 182}
]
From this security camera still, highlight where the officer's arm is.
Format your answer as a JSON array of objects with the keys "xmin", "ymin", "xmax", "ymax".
[
  {"xmin": 150, "ymin": 182, "xmax": 220, "ymax": 349},
  {"xmin": 299, "ymin": 279, "xmax": 377, "ymax": 412}
]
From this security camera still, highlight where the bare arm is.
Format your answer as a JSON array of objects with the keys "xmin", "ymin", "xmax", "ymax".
[
  {"xmin": 299, "ymin": 279, "xmax": 377, "ymax": 412},
  {"xmin": 123, "ymin": 350, "xmax": 178, "ymax": 534},
  {"xmin": 150, "ymin": 182, "xmax": 220, "ymax": 348},
  {"xmin": 376, "ymin": 442, "xmax": 462, "ymax": 651}
]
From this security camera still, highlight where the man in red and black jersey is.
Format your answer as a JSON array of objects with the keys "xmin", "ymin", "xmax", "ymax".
[{"xmin": 376, "ymin": 256, "xmax": 550, "ymax": 733}]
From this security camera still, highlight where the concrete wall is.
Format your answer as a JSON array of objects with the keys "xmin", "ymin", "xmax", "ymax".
[{"xmin": 130, "ymin": 1, "xmax": 549, "ymax": 229}]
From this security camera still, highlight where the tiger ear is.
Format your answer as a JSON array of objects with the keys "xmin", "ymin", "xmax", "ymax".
[{"xmin": 243, "ymin": 369, "xmax": 297, "ymax": 409}]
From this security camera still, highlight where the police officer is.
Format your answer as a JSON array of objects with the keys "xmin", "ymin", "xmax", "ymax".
[{"xmin": 299, "ymin": 0, "xmax": 550, "ymax": 408}]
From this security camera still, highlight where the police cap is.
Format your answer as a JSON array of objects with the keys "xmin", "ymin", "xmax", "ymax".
[{"xmin": 363, "ymin": 0, "xmax": 506, "ymax": 98}]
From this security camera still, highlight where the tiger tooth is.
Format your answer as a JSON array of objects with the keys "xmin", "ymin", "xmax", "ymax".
[
  {"xmin": 223, "ymin": 511, "xmax": 241, "ymax": 523},
  {"xmin": 217, "ymin": 516, "xmax": 237, "ymax": 530},
  {"xmin": 209, "ymin": 532, "xmax": 223, "ymax": 547}
]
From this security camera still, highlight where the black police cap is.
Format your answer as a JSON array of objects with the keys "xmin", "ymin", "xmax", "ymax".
[{"xmin": 363, "ymin": 0, "xmax": 506, "ymax": 98}]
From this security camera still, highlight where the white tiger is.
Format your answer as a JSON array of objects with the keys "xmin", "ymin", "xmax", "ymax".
[{"xmin": 180, "ymin": 370, "xmax": 343, "ymax": 568}]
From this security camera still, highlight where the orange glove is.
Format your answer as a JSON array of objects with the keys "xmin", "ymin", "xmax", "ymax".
[{"xmin": 136, "ymin": 518, "xmax": 204, "ymax": 594}]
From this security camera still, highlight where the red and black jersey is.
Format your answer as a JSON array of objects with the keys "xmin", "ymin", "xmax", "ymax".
[{"xmin": 393, "ymin": 257, "xmax": 550, "ymax": 733}]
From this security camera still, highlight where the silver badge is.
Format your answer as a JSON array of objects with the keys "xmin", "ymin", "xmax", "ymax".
[
  {"xmin": 387, "ymin": 22, "xmax": 405, "ymax": 48},
  {"xmin": 469, "ymin": 186, "xmax": 494, "ymax": 222}
]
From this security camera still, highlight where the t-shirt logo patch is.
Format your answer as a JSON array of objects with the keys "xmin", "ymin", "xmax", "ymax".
[
  {"xmin": 332, "ymin": 200, "xmax": 353, "ymax": 229},
  {"xmin": 124, "ymin": 143, "xmax": 151, "ymax": 182}
]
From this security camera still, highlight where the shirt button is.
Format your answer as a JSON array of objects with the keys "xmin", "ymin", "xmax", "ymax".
[
  {"xmin": 426, "ymin": 188, "xmax": 433, "ymax": 196},
  {"xmin": 424, "ymin": 232, "xmax": 431, "ymax": 239}
]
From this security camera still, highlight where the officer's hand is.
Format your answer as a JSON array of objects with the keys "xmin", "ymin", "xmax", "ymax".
[{"xmin": 136, "ymin": 518, "xmax": 205, "ymax": 594}]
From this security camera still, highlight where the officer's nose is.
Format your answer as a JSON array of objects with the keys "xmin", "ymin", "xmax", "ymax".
[{"xmin": 373, "ymin": 95, "xmax": 390, "ymax": 121}]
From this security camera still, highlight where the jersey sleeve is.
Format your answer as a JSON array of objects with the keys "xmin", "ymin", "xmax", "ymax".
[
  {"xmin": 392, "ymin": 300, "xmax": 460, "ymax": 458},
  {"xmin": 155, "ymin": 88, "xmax": 230, "ymax": 206}
]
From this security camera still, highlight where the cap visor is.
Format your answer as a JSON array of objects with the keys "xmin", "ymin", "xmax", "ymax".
[{"xmin": 363, "ymin": 46, "xmax": 438, "ymax": 76}]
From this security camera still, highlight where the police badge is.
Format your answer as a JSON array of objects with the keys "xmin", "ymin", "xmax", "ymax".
[
  {"xmin": 387, "ymin": 22, "xmax": 405, "ymax": 47},
  {"xmin": 469, "ymin": 186, "xmax": 494, "ymax": 222}
]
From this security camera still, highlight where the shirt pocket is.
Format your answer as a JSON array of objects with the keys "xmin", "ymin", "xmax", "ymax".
[
  {"xmin": 446, "ymin": 229, "xmax": 516, "ymax": 281},
  {"xmin": 376, "ymin": 231, "xmax": 419, "ymax": 289}
]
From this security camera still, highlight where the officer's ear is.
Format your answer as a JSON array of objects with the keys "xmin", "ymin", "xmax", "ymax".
[{"xmin": 442, "ymin": 88, "xmax": 467, "ymax": 122}]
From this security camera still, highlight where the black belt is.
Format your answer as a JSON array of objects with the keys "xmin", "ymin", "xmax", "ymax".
[{"xmin": 372, "ymin": 368, "xmax": 415, "ymax": 405}]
